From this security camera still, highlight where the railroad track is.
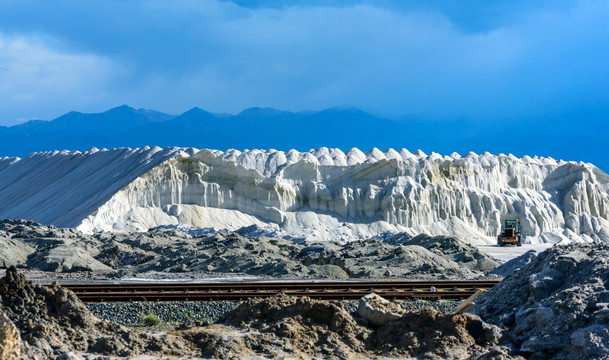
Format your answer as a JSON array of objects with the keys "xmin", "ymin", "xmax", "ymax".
[{"xmin": 65, "ymin": 280, "xmax": 499, "ymax": 302}]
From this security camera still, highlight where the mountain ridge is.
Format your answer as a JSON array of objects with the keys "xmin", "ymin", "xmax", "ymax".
[{"xmin": 1, "ymin": 105, "xmax": 607, "ymax": 172}]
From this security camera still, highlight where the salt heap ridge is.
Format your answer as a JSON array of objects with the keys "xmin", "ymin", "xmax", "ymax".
[
  {"xmin": 74, "ymin": 147, "xmax": 609, "ymax": 244},
  {"xmin": 0, "ymin": 146, "xmax": 196, "ymax": 227}
]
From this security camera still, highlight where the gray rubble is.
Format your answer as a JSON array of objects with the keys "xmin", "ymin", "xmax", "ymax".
[
  {"xmin": 471, "ymin": 242, "xmax": 609, "ymax": 360},
  {"xmin": 0, "ymin": 219, "xmax": 499, "ymax": 279},
  {"xmin": 490, "ymin": 249, "xmax": 538, "ymax": 277}
]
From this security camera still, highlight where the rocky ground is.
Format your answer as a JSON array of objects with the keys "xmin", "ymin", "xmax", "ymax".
[
  {"xmin": 2, "ymin": 218, "xmax": 609, "ymax": 359},
  {"xmin": 0, "ymin": 266, "xmax": 516, "ymax": 359},
  {"xmin": 0, "ymin": 219, "xmax": 498, "ymax": 281},
  {"xmin": 471, "ymin": 242, "xmax": 609, "ymax": 360}
]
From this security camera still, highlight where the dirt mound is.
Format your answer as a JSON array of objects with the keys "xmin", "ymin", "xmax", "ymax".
[
  {"xmin": 370, "ymin": 309, "xmax": 514, "ymax": 359},
  {"xmin": 0, "ymin": 266, "xmax": 190, "ymax": 359},
  {"xmin": 471, "ymin": 242, "xmax": 609, "ymax": 359},
  {"xmin": 182, "ymin": 295, "xmax": 366, "ymax": 359},
  {"xmin": 179, "ymin": 294, "xmax": 518, "ymax": 359}
]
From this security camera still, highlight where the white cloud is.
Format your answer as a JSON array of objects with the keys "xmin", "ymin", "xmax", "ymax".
[{"xmin": 0, "ymin": 34, "xmax": 125, "ymax": 124}]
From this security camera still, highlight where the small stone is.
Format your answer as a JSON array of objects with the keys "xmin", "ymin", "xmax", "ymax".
[{"xmin": 57, "ymin": 352, "xmax": 85, "ymax": 360}]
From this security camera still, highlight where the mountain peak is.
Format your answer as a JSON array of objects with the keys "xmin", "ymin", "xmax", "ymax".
[
  {"xmin": 107, "ymin": 105, "xmax": 136, "ymax": 114},
  {"xmin": 319, "ymin": 106, "xmax": 370, "ymax": 116},
  {"xmin": 183, "ymin": 107, "xmax": 209, "ymax": 114},
  {"xmin": 237, "ymin": 107, "xmax": 285, "ymax": 118},
  {"xmin": 175, "ymin": 107, "xmax": 215, "ymax": 120}
]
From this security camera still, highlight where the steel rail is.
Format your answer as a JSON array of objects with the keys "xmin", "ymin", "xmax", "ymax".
[{"xmin": 65, "ymin": 280, "xmax": 499, "ymax": 303}]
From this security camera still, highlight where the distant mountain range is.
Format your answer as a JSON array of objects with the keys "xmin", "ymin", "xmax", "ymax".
[
  {"xmin": 1, "ymin": 105, "xmax": 607, "ymax": 172},
  {"xmin": 0, "ymin": 105, "xmax": 401, "ymax": 156}
]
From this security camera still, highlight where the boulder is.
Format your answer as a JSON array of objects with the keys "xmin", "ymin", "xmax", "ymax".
[
  {"xmin": 0, "ymin": 238, "xmax": 35, "ymax": 268},
  {"xmin": 27, "ymin": 245, "xmax": 112, "ymax": 272},
  {"xmin": 357, "ymin": 293, "xmax": 406, "ymax": 327},
  {"xmin": 0, "ymin": 309, "xmax": 20, "ymax": 360}
]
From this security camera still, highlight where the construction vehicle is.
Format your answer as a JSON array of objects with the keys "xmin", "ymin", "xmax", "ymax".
[{"xmin": 497, "ymin": 219, "xmax": 523, "ymax": 246}]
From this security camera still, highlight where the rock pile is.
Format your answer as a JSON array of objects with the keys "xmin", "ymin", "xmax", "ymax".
[
  {"xmin": 87, "ymin": 300, "xmax": 238, "ymax": 326},
  {"xmin": 0, "ymin": 219, "xmax": 498, "ymax": 279},
  {"xmin": 490, "ymin": 249, "xmax": 538, "ymax": 277},
  {"xmin": 471, "ymin": 242, "xmax": 609, "ymax": 359}
]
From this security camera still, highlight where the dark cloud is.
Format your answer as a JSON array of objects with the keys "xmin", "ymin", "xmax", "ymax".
[{"xmin": 0, "ymin": 0, "xmax": 607, "ymax": 136}]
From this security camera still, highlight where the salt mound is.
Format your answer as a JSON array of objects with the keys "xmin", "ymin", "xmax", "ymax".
[
  {"xmin": 0, "ymin": 147, "xmax": 193, "ymax": 228},
  {"xmin": 471, "ymin": 243, "xmax": 609, "ymax": 359},
  {"xmin": 77, "ymin": 147, "xmax": 609, "ymax": 244}
]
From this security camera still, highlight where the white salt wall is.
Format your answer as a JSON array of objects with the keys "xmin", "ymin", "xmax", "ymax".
[{"xmin": 77, "ymin": 148, "xmax": 609, "ymax": 244}]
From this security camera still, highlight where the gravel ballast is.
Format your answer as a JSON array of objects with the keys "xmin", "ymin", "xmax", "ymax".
[
  {"xmin": 86, "ymin": 301, "xmax": 239, "ymax": 326},
  {"xmin": 86, "ymin": 299, "xmax": 460, "ymax": 326}
]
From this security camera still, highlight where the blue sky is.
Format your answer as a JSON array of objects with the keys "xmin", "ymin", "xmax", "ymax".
[{"xmin": 0, "ymin": 1, "xmax": 607, "ymax": 136}]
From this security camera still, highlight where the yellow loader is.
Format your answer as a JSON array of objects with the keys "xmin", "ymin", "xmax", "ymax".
[{"xmin": 497, "ymin": 219, "xmax": 523, "ymax": 246}]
